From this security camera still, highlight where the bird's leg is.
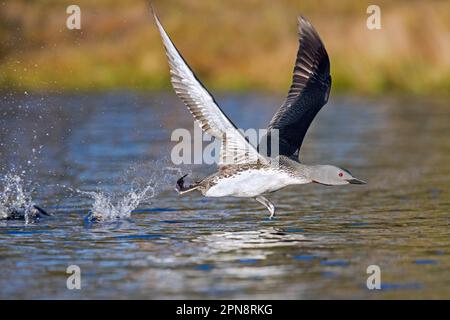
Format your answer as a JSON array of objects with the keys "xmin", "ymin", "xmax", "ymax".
[{"xmin": 254, "ymin": 196, "xmax": 275, "ymax": 219}]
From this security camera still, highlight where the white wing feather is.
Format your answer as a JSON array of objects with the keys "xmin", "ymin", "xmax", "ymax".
[{"xmin": 153, "ymin": 12, "xmax": 267, "ymax": 166}]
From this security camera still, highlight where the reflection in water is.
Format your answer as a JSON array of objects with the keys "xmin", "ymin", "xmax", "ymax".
[
  {"xmin": 0, "ymin": 93, "xmax": 449, "ymax": 299},
  {"xmin": 194, "ymin": 227, "xmax": 309, "ymax": 252},
  {"xmin": 198, "ymin": 227, "xmax": 307, "ymax": 246},
  {"xmin": 146, "ymin": 227, "xmax": 310, "ymax": 266}
]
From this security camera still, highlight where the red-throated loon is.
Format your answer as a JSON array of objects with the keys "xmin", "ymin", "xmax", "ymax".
[{"xmin": 152, "ymin": 9, "xmax": 366, "ymax": 218}]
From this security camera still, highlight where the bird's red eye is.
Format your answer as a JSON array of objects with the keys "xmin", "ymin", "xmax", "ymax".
[{"xmin": 338, "ymin": 172, "xmax": 343, "ymax": 177}]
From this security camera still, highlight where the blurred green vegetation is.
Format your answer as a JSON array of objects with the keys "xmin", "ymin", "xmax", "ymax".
[{"xmin": 0, "ymin": 0, "xmax": 449, "ymax": 95}]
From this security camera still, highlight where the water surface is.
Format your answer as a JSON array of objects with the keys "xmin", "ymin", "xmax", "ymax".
[{"xmin": 0, "ymin": 92, "xmax": 449, "ymax": 299}]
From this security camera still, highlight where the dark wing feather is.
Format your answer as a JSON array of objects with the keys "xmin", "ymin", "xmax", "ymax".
[{"xmin": 260, "ymin": 16, "xmax": 331, "ymax": 160}]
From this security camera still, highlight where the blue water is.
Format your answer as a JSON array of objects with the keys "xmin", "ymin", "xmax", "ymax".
[{"xmin": 0, "ymin": 92, "xmax": 449, "ymax": 299}]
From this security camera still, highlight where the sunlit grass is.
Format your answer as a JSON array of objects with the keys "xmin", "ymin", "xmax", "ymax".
[{"xmin": 0, "ymin": 0, "xmax": 449, "ymax": 95}]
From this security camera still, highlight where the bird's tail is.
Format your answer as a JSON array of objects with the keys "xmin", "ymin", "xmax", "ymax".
[{"xmin": 175, "ymin": 174, "xmax": 199, "ymax": 195}]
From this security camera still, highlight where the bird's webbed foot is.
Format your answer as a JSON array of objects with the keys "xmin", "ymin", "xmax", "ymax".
[{"xmin": 254, "ymin": 195, "xmax": 275, "ymax": 219}]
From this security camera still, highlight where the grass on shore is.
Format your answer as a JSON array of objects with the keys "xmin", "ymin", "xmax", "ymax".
[{"xmin": 0, "ymin": 0, "xmax": 449, "ymax": 95}]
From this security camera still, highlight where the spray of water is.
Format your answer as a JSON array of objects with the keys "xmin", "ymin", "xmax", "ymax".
[
  {"xmin": 0, "ymin": 174, "xmax": 37, "ymax": 223},
  {"xmin": 79, "ymin": 160, "xmax": 188, "ymax": 222},
  {"xmin": 80, "ymin": 185, "xmax": 155, "ymax": 222}
]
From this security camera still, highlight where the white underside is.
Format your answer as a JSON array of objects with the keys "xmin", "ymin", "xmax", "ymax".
[{"xmin": 205, "ymin": 169, "xmax": 310, "ymax": 198}]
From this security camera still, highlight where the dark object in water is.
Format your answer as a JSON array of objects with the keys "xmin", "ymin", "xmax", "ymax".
[
  {"xmin": 32, "ymin": 205, "xmax": 51, "ymax": 216},
  {"xmin": 5, "ymin": 205, "xmax": 51, "ymax": 221},
  {"xmin": 84, "ymin": 210, "xmax": 100, "ymax": 223},
  {"xmin": 175, "ymin": 174, "xmax": 198, "ymax": 194},
  {"xmin": 176, "ymin": 174, "xmax": 188, "ymax": 192}
]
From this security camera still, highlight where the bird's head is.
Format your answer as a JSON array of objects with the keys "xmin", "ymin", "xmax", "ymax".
[{"xmin": 310, "ymin": 165, "xmax": 366, "ymax": 186}]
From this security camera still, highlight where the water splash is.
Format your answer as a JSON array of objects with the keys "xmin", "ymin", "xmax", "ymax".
[
  {"xmin": 0, "ymin": 174, "xmax": 38, "ymax": 223},
  {"xmin": 81, "ymin": 186, "xmax": 155, "ymax": 222},
  {"xmin": 80, "ymin": 161, "xmax": 188, "ymax": 222}
]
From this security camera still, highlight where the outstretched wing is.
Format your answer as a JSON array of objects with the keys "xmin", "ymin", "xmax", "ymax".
[
  {"xmin": 262, "ymin": 16, "xmax": 331, "ymax": 160},
  {"xmin": 153, "ymin": 11, "xmax": 267, "ymax": 166}
]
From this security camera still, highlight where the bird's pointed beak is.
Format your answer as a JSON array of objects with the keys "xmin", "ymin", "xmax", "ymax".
[{"xmin": 347, "ymin": 178, "xmax": 366, "ymax": 185}]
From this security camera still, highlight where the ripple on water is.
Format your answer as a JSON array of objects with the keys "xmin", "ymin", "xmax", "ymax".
[
  {"xmin": 114, "ymin": 234, "xmax": 164, "ymax": 240},
  {"xmin": 292, "ymin": 255, "xmax": 316, "ymax": 261},
  {"xmin": 1, "ymin": 94, "xmax": 449, "ymax": 299},
  {"xmin": 413, "ymin": 259, "xmax": 438, "ymax": 265},
  {"xmin": 320, "ymin": 259, "xmax": 350, "ymax": 267},
  {"xmin": 238, "ymin": 258, "xmax": 259, "ymax": 264},
  {"xmin": 193, "ymin": 228, "xmax": 309, "ymax": 251},
  {"xmin": 381, "ymin": 283, "xmax": 423, "ymax": 291}
]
